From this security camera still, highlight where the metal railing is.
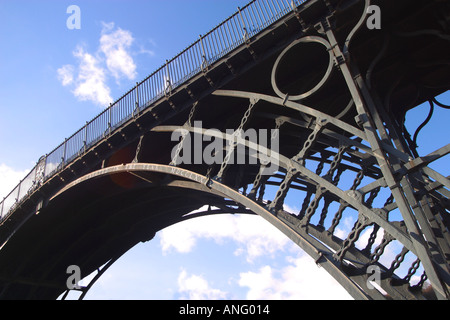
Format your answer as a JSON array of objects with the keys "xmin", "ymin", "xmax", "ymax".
[{"xmin": 0, "ymin": 0, "xmax": 308, "ymax": 221}]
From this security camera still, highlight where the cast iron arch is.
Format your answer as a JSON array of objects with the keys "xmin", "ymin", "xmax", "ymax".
[{"xmin": 54, "ymin": 163, "xmax": 370, "ymax": 300}]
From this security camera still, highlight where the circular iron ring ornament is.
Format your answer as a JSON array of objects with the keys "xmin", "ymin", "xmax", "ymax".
[{"xmin": 271, "ymin": 36, "xmax": 334, "ymax": 101}]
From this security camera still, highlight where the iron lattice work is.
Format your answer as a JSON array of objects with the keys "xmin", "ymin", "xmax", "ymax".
[{"xmin": 0, "ymin": 0, "xmax": 449, "ymax": 299}]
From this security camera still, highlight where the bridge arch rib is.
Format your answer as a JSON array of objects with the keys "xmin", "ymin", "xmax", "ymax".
[
  {"xmin": 0, "ymin": 162, "xmax": 369, "ymax": 300},
  {"xmin": 51, "ymin": 163, "xmax": 372, "ymax": 300}
]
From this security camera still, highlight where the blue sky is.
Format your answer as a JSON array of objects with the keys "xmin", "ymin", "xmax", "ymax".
[{"xmin": 0, "ymin": 1, "xmax": 448, "ymax": 300}]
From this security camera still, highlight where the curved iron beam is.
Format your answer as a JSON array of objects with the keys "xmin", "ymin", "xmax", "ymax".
[
  {"xmin": 213, "ymin": 89, "xmax": 367, "ymax": 141},
  {"xmin": 343, "ymin": 0, "xmax": 371, "ymax": 57},
  {"xmin": 271, "ymin": 36, "xmax": 335, "ymax": 101},
  {"xmin": 152, "ymin": 122, "xmax": 414, "ymax": 254},
  {"xmin": 52, "ymin": 163, "xmax": 373, "ymax": 300},
  {"xmin": 412, "ymin": 101, "xmax": 434, "ymax": 149}
]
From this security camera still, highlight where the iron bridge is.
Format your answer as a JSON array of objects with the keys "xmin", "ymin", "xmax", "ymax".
[{"xmin": 0, "ymin": 0, "xmax": 449, "ymax": 300}]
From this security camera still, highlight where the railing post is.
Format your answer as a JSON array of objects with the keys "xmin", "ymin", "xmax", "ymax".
[
  {"xmin": 35, "ymin": 155, "xmax": 46, "ymax": 187},
  {"xmin": 199, "ymin": 35, "xmax": 208, "ymax": 71},
  {"xmin": 15, "ymin": 181, "xmax": 21, "ymax": 203},
  {"xmin": 133, "ymin": 82, "xmax": 139, "ymax": 117},
  {"xmin": 1, "ymin": 198, "xmax": 4, "ymax": 219},
  {"xmin": 238, "ymin": 7, "xmax": 249, "ymax": 42},
  {"xmin": 84, "ymin": 121, "xmax": 88, "ymax": 153},
  {"xmin": 136, "ymin": 82, "xmax": 139, "ymax": 110},
  {"xmin": 108, "ymin": 103, "xmax": 112, "ymax": 135},
  {"xmin": 165, "ymin": 60, "xmax": 172, "ymax": 96},
  {"xmin": 62, "ymin": 139, "xmax": 67, "ymax": 165},
  {"xmin": 291, "ymin": 0, "xmax": 296, "ymax": 10}
]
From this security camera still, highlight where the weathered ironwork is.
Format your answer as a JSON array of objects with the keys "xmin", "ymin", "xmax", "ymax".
[{"xmin": 0, "ymin": 0, "xmax": 449, "ymax": 300}]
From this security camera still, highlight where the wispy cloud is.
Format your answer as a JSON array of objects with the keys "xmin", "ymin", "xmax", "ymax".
[
  {"xmin": 57, "ymin": 64, "xmax": 74, "ymax": 86},
  {"xmin": 177, "ymin": 269, "xmax": 229, "ymax": 300},
  {"xmin": 0, "ymin": 163, "xmax": 29, "ymax": 199},
  {"xmin": 159, "ymin": 211, "xmax": 353, "ymax": 300},
  {"xmin": 57, "ymin": 22, "xmax": 145, "ymax": 107},
  {"xmin": 100, "ymin": 22, "xmax": 137, "ymax": 82},
  {"xmin": 72, "ymin": 46, "xmax": 113, "ymax": 106},
  {"xmin": 159, "ymin": 212, "xmax": 290, "ymax": 262},
  {"xmin": 238, "ymin": 254, "xmax": 353, "ymax": 300}
]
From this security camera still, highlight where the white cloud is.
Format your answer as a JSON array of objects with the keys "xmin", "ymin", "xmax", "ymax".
[
  {"xmin": 57, "ymin": 64, "xmax": 74, "ymax": 86},
  {"xmin": 160, "ymin": 212, "xmax": 354, "ymax": 300},
  {"xmin": 159, "ymin": 212, "xmax": 291, "ymax": 262},
  {"xmin": 137, "ymin": 46, "xmax": 155, "ymax": 57},
  {"xmin": 100, "ymin": 22, "xmax": 137, "ymax": 81},
  {"xmin": 355, "ymin": 225, "xmax": 383, "ymax": 251},
  {"xmin": 0, "ymin": 164, "xmax": 30, "ymax": 219},
  {"xmin": 238, "ymin": 254, "xmax": 353, "ymax": 300},
  {"xmin": 57, "ymin": 22, "xmax": 142, "ymax": 107},
  {"xmin": 334, "ymin": 215, "xmax": 357, "ymax": 240},
  {"xmin": 72, "ymin": 46, "xmax": 113, "ymax": 106},
  {"xmin": 0, "ymin": 163, "xmax": 29, "ymax": 199},
  {"xmin": 177, "ymin": 269, "xmax": 229, "ymax": 300}
]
